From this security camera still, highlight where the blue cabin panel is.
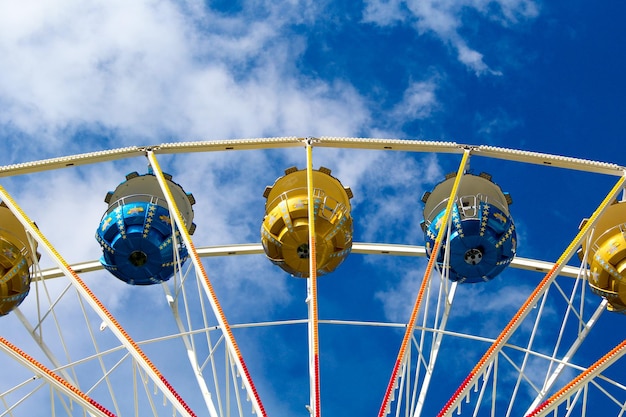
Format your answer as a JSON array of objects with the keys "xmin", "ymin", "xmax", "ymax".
[{"xmin": 95, "ymin": 173, "xmax": 194, "ymax": 286}]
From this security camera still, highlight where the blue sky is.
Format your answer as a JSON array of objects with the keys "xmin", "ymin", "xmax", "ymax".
[{"xmin": 0, "ymin": 0, "xmax": 624, "ymax": 416}]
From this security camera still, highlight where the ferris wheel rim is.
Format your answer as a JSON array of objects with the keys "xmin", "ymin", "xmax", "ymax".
[{"xmin": 0, "ymin": 137, "xmax": 623, "ymax": 178}]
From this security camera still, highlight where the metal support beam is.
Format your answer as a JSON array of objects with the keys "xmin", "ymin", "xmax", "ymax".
[
  {"xmin": 0, "ymin": 337, "xmax": 114, "ymax": 416},
  {"xmin": 436, "ymin": 173, "xmax": 626, "ymax": 417},
  {"xmin": 0, "ymin": 183, "xmax": 198, "ymax": 417},
  {"xmin": 526, "ymin": 340, "xmax": 626, "ymax": 416},
  {"xmin": 379, "ymin": 148, "xmax": 471, "ymax": 417},
  {"xmin": 146, "ymin": 150, "xmax": 267, "ymax": 417},
  {"xmin": 305, "ymin": 138, "xmax": 322, "ymax": 416}
]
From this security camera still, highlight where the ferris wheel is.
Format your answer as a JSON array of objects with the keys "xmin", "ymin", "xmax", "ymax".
[{"xmin": 0, "ymin": 137, "xmax": 623, "ymax": 416}]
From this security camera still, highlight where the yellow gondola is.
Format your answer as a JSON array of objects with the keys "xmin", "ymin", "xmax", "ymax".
[
  {"xmin": 261, "ymin": 166, "xmax": 353, "ymax": 277},
  {"xmin": 580, "ymin": 200, "xmax": 626, "ymax": 313},
  {"xmin": 0, "ymin": 204, "xmax": 38, "ymax": 316}
]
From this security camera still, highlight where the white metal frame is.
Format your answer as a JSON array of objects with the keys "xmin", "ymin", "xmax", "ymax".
[{"xmin": 0, "ymin": 138, "xmax": 622, "ymax": 416}]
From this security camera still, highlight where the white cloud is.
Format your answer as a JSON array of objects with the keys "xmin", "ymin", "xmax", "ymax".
[
  {"xmin": 362, "ymin": 0, "xmax": 539, "ymax": 75},
  {"xmin": 456, "ymin": 39, "xmax": 501, "ymax": 75},
  {"xmin": 7, "ymin": 166, "xmax": 120, "ymax": 264},
  {"xmin": 375, "ymin": 266, "xmax": 426, "ymax": 322},
  {"xmin": 0, "ymin": 0, "xmax": 372, "ymax": 156},
  {"xmin": 362, "ymin": 0, "xmax": 407, "ymax": 26},
  {"xmin": 475, "ymin": 109, "xmax": 522, "ymax": 138},
  {"xmin": 391, "ymin": 80, "xmax": 439, "ymax": 121}
]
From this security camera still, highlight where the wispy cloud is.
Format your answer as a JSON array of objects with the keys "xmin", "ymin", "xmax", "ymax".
[
  {"xmin": 362, "ymin": 0, "xmax": 539, "ymax": 75},
  {"xmin": 375, "ymin": 265, "xmax": 427, "ymax": 322},
  {"xmin": 391, "ymin": 80, "xmax": 439, "ymax": 121},
  {"xmin": 474, "ymin": 109, "xmax": 523, "ymax": 139}
]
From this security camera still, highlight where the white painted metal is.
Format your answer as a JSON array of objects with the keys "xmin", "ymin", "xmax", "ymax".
[
  {"xmin": 0, "ymin": 337, "xmax": 111, "ymax": 417},
  {"xmin": 305, "ymin": 139, "xmax": 321, "ymax": 417},
  {"xmin": 527, "ymin": 341, "xmax": 626, "ymax": 416},
  {"xmin": 525, "ymin": 300, "xmax": 607, "ymax": 414},
  {"xmin": 147, "ymin": 150, "xmax": 266, "ymax": 417},
  {"xmin": 0, "ymin": 137, "xmax": 622, "ymax": 178},
  {"xmin": 0, "ymin": 140, "xmax": 622, "ymax": 417},
  {"xmin": 411, "ymin": 210, "xmax": 458, "ymax": 417},
  {"xmin": 380, "ymin": 149, "xmax": 472, "ymax": 417},
  {"xmin": 161, "ymin": 281, "xmax": 219, "ymax": 417},
  {"xmin": 437, "ymin": 173, "xmax": 626, "ymax": 416},
  {"xmin": 35, "ymin": 243, "xmax": 583, "ymax": 281},
  {"xmin": 0, "ymin": 183, "xmax": 197, "ymax": 417}
]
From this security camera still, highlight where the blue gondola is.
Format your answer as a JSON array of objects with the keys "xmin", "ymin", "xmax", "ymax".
[
  {"xmin": 421, "ymin": 172, "xmax": 516, "ymax": 283},
  {"xmin": 96, "ymin": 171, "xmax": 195, "ymax": 285}
]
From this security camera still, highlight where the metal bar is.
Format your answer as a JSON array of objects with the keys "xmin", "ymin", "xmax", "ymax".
[
  {"xmin": 504, "ymin": 289, "xmax": 551, "ymax": 417},
  {"xmin": 525, "ymin": 300, "xmax": 607, "ymax": 414},
  {"xmin": 315, "ymin": 137, "xmax": 462, "ymax": 154},
  {"xmin": 526, "ymin": 340, "xmax": 626, "ymax": 417},
  {"xmin": 379, "ymin": 149, "xmax": 471, "ymax": 417},
  {"xmin": 155, "ymin": 136, "xmax": 303, "ymax": 153},
  {"xmin": 13, "ymin": 308, "xmax": 78, "ymax": 387},
  {"xmin": 436, "ymin": 173, "xmax": 626, "ymax": 417},
  {"xmin": 305, "ymin": 139, "xmax": 322, "ymax": 416},
  {"xmin": 0, "ymin": 138, "xmax": 623, "ymax": 179},
  {"xmin": 316, "ymin": 138, "xmax": 625, "ymax": 175},
  {"xmin": 0, "ymin": 183, "xmax": 198, "ymax": 417},
  {"xmin": 414, "ymin": 281, "xmax": 458, "ymax": 416},
  {"xmin": 0, "ymin": 337, "xmax": 115, "ymax": 417},
  {"xmin": 473, "ymin": 145, "xmax": 624, "ymax": 176},
  {"xmin": 0, "ymin": 147, "xmax": 144, "ymax": 177},
  {"xmin": 146, "ymin": 150, "xmax": 267, "ymax": 417},
  {"xmin": 161, "ymin": 283, "xmax": 219, "ymax": 417},
  {"xmin": 0, "ymin": 138, "xmax": 304, "ymax": 178},
  {"xmin": 170, "ymin": 234, "xmax": 217, "ymax": 414},
  {"xmin": 36, "ymin": 244, "xmax": 583, "ymax": 280}
]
